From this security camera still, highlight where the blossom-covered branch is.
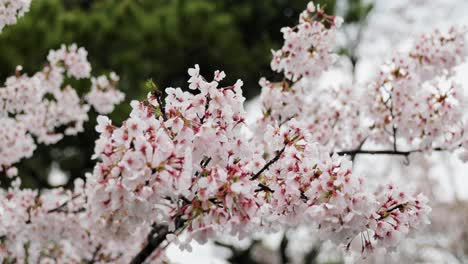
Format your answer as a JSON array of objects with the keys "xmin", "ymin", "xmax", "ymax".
[
  {"xmin": 0, "ymin": 44, "xmax": 125, "ymax": 177},
  {"xmin": 3, "ymin": 1, "xmax": 468, "ymax": 263}
]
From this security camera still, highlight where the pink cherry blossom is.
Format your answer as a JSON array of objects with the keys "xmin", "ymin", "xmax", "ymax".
[
  {"xmin": 5, "ymin": 1, "xmax": 468, "ymax": 263},
  {"xmin": 0, "ymin": 0, "xmax": 31, "ymax": 32},
  {"xmin": 0, "ymin": 44, "xmax": 123, "ymax": 175},
  {"xmin": 85, "ymin": 72, "xmax": 125, "ymax": 114}
]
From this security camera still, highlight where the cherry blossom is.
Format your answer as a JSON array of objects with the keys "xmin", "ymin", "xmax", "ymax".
[
  {"xmin": 367, "ymin": 185, "xmax": 431, "ymax": 252},
  {"xmin": 0, "ymin": 117, "xmax": 34, "ymax": 171},
  {"xmin": 85, "ymin": 72, "xmax": 125, "ymax": 114},
  {"xmin": 0, "ymin": 0, "xmax": 31, "ymax": 32},
  {"xmin": 270, "ymin": 4, "xmax": 340, "ymax": 81},
  {"xmin": 0, "ymin": 45, "xmax": 123, "ymax": 175},
  {"xmin": 0, "ymin": 177, "xmax": 169, "ymax": 263},
  {"xmin": 82, "ymin": 62, "xmax": 429, "ymax": 262},
  {"xmin": 364, "ymin": 27, "xmax": 468, "ymax": 150},
  {"xmin": 5, "ymin": 1, "xmax": 468, "ymax": 263}
]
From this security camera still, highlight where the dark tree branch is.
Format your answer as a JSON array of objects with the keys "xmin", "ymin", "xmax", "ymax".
[
  {"xmin": 214, "ymin": 240, "xmax": 261, "ymax": 264},
  {"xmin": 146, "ymin": 79, "xmax": 167, "ymax": 122},
  {"xmin": 201, "ymin": 157, "xmax": 212, "ymax": 168},
  {"xmin": 336, "ymin": 145, "xmax": 455, "ymax": 157},
  {"xmin": 194, "ymin": 156, "xmax": 212, "ymax": 178},
  {"xmin": 279, "ymin": 232, "xmax": 289, "ymax": 264},
  {"xmin": 47, "ymin": 194, "xmax": 81, "ymax": 214},
  {"xmin": 337, "ymin": 149, "xmax": 417, "ymax": 157},
  {"xmin": 130, "ymin": 214, "xmax": 186, "ymax": 264},
  {"xmin": 349, "ymin": 138, "xmax": 367, "ymax": 162},
  {"xmin": 86, "ymin": 244, "xmax": 102, "ymax": 264},
  {"xmin": 377, "ymin": 203, "xmax": 408, "ymax": 221},
  {"xmin": 154, "ymin": 90, "xmax": 168, "ymax": 122},
  {"xmin": 251, "ymin": 146, "xmax": 286, "ymax": 180},
  {"xmin": 214, "ymin": 240, "xmax": 238, "ymax": 252},
  {"xmin": 129, "ymin": 224, "xmax": 169, "ymax": 264},
  {"xmin": 303, "ymin": 245, "xmax": 321, "ymax": 264},
  {"xmin": 199, "ymin": 96, "xmax": 211, "ymax": 125},
  {"xmin": 254, "ymin": 183, "xmax": 275, "ymax": 193}
]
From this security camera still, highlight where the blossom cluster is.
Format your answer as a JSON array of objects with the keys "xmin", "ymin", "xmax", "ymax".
[
  {"xmin": 252, "ymin": 0, "xmax": 435, "ymax": 255},
  {"xmin": 0, "ymin": 117, "xmax": 34, "ymax": 176},
  {"xmin": 270, "ymin": 2, "xmax": 341, "ymax": 81},
  {"xmin": 0, "ymin": 44, "xmax": 124, "ymax": 175},
  {"xmin": 368, "ymin": 185, "xmax": 431, "ymax": 251},
  {"xmin": 0, "ymin": 177, "xmax": 168, "ymax": 263},
  {"xmin": 258, "ymin": 3, "xmax": 364, "ymax": 152},
  {"xmin": 255, "ymin": 121, "xmax": 430, "ymax": 252},
  {"xmin": 0, "ymin": 0, "xmax": 31, "ymax": 32},
  {"xmin": 0, "ymin": 1, "xmax": 452, "ymax": 262},
  {"xmin": 86, "ymin": 65, "xmax": 256, "ymax": 243},
  {"xmin": 264, "ymin": 18, "xmax": 468, "ymax": 158},
  {"xmin": 365, "ymin": 27, "xmax": 468, "ymax": 150},
  {"xmin": 82, "ymin": 63, "xmax": 430, "ymax": 261},
  {"xmin": 6, "ymin": 1, "xmax": 431, "ymax": 261},
  {"xmin": 258, "ymin": 79, "xmax": 365, "ymax": 152},
  {"xmin": 85, "ymin": 72, "xmax": 125, "ymax": 114}
]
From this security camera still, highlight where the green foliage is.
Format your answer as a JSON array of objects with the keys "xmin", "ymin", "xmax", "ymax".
[{"xmin": 344, "ymin": 0, "xmax": 373, "ymax": 23}]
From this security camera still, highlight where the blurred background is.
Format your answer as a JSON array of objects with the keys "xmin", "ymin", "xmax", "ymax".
[{"xmin": 4, "ymin": 0, "xmax": 468, "ymax": 263}]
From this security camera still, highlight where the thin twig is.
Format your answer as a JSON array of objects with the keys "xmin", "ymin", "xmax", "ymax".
[
  {"xmin": 155, "ymin": 90, "xmax": 168, "ymax": 122},
  {"xmin": 254, "ymin": 183, "xmax": 275, "ymax": 193},
  {"xmin": 86, "ymin": 244, "xmax": 102, "ymax": 264},
  {"xmin": 251, "ymin": 146, "xmax": 286, "ymax": 180},
  {"xmin": 377, "ymin": 203, "xmax": 407, "ymax": 221},
  {"xmin": 336, "ymin": 146, "xmax": 453, "ymax": 157},
  {"xmin": 47, "ymin": 194, "xmax": 81, "ymax": 214},
  {"xmin": 199, "ymin": 96, "xmax": 211, "ymax": 124}
]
